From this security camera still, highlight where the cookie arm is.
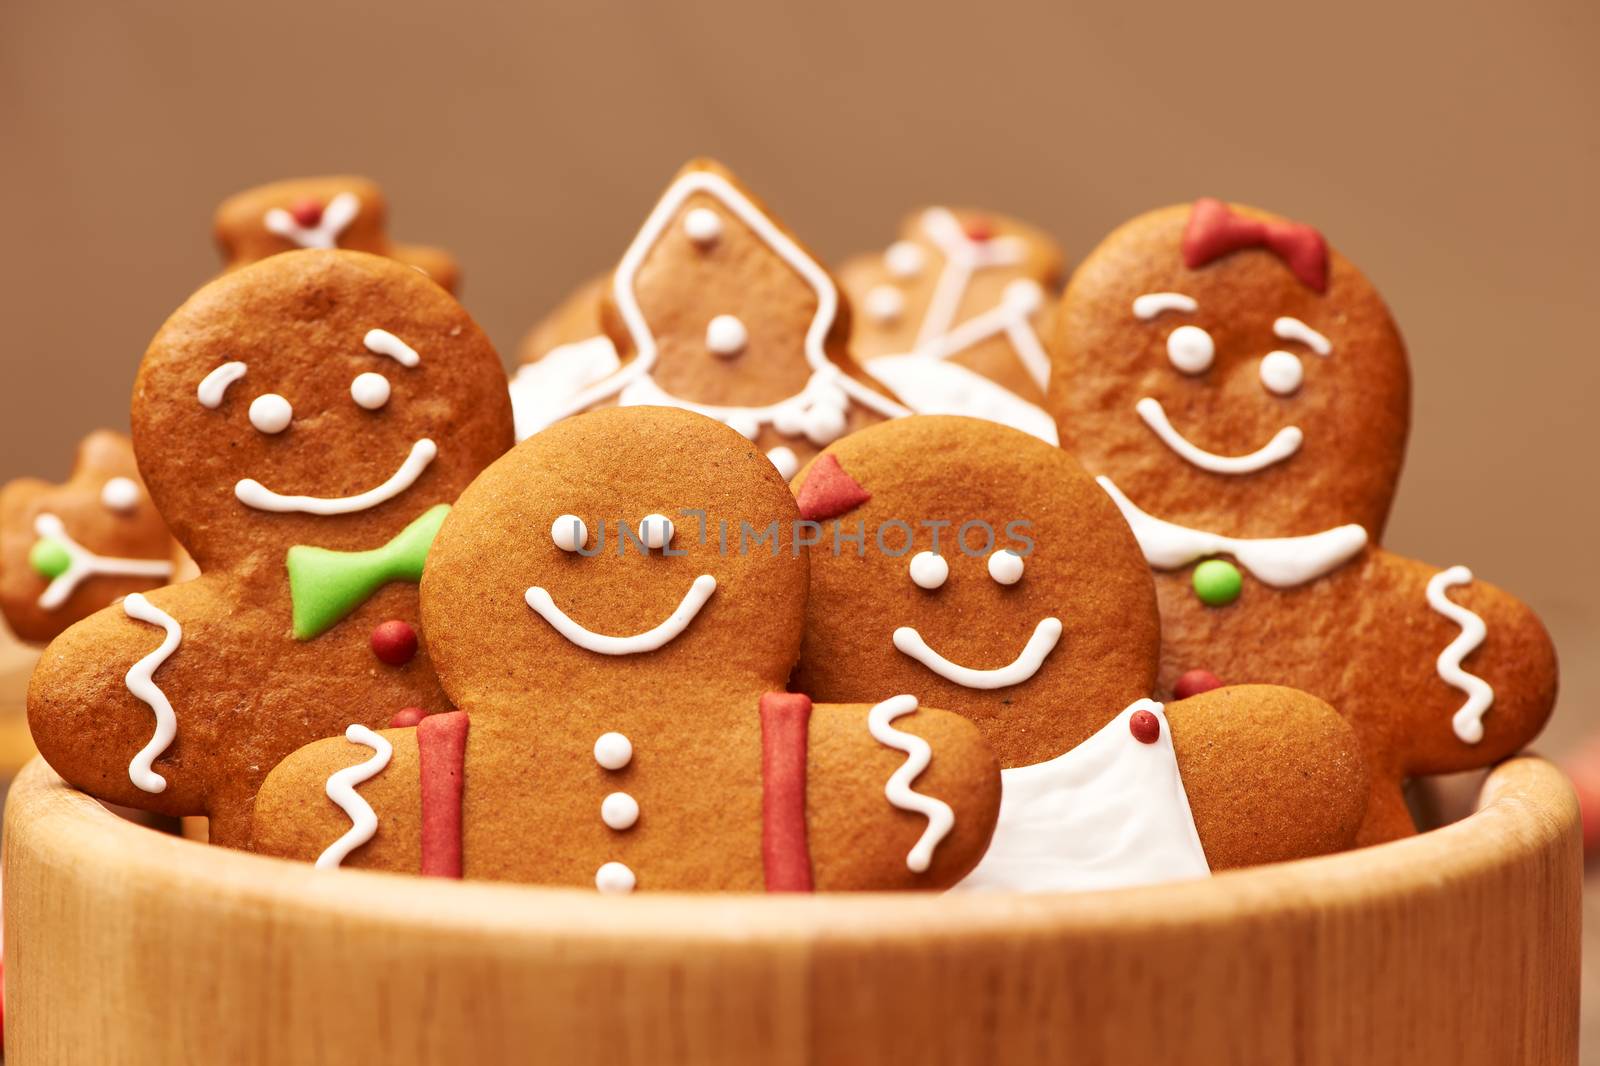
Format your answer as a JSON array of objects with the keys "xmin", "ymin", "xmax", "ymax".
[
  {"xmin": 26, "ymin": 586, "xmax": 208, "ymax": 816},
  {"xmin": 253, "ymin": 727, "xmax": 422, "ymax": 871},
  {"xmin": 1166, "ymin": 684, "xmax": 1369, "ymax": 870},
  {"xmin": 803, "ymin": 699, "xmax": 1001, "ymax": 891}
]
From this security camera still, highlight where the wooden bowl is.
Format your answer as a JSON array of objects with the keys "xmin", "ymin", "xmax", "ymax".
[{"xmin": 2, "ymin": 754, "xmax": 1580, "ymax": 1065}]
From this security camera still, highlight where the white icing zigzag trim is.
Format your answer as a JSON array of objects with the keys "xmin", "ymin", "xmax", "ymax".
[
  {"xmin": 122, "ymin": 593, "xmax": 182, "ymax": 794},
  {"xmin": 316, "ymin": 725, "xmax": 394, "ymax": 869},
  {"xmin": 867, "ymin": 695, "xmax": 955, "ymax": 873},
  {"xmin": 1427, "ymin": 566, "xmax": 1495, "ymax": 745}
]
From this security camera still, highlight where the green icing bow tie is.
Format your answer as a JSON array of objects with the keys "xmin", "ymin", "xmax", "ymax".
[{"xmin": 286, "ymin": 504, "xmax": 450, "ymax": 640}]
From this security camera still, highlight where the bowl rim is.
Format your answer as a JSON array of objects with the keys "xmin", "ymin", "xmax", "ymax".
[{"xmin": 2, "ymin": 753, "xmax": 1577, "ymax": 946}]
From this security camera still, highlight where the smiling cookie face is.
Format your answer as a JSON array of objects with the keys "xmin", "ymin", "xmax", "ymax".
[
  {"xmin": 792, "ymin": 416, "xmax": 1160, "ymax": 767},
  {"xmin": 421, "ymin": 405, "xmax": 808, "ymax": 717},
  {"xmin": 1050, "ymin": 200, "xmax": 1410, "ymax": 540},
  {"xmin": 133, "ymin": 250, "xmax": 512, "ymax": 569}
]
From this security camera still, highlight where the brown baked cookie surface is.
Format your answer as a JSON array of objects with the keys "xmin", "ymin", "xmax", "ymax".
[
  {"xmin": 1, "ymin": 431, "xmax": 175, "ymax": 643},
  {"xmin": 1048, "ymin": 199, "xmax": 1558, "ymax": 844},
  {"xmin": 791, "ymin": 415, "xmax": 1368, "ymax": 890},
  {"xmin": 213, "ymin": 176, "xmax": 459, "ymax": 293},
  {"xmin": 840, "ymin": 208, "xmax": 1063, "ymax": 443},
  {"xmin": 27, "ymin": 250, "xmax": 513, "ymax": 846},
  {"xmin": 505, "ymin": 159, "xmax": 908, "ymax": 471},
  {"xmin": 254, "ymin": 406, "xmax": 1000, "ymax": 892}
]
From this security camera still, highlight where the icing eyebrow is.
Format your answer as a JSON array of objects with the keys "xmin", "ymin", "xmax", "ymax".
[
  {"xmin": 1274, "ymin": 316, "xmax": 1332, "ymax": 355},
  {"xmin": 197, "ymin": 361, "xmax": 247, "ymax": 408},
  {"xmin": 363, "ymin": 329, "xmax": 420, "ymax": 367},
  {"xmin": 1132, "ymin": 292, "xmax": 1198, "ymax": 320}
]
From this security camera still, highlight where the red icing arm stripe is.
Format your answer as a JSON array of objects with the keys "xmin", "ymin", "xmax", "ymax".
[
  {"xmin": 795, "ymin": 453, "xmax": 871, "ymax": 522},
  {"xmin": 417, "ymin": 711, "xmax": 469, "ymax": 879},
  {"xmin": 759, "ymin": 692, "xmax": 814, "ymax": 893}
]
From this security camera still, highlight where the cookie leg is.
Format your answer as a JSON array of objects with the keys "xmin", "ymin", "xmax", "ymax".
[{"xmin": 1167, "ymin": 684, "xmax": 1369, "ymax": 869}]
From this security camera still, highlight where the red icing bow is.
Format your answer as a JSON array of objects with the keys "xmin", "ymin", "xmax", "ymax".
[{"xmin": 1181, "ymin": 197, "xmax": 1328, "ymax": 293}]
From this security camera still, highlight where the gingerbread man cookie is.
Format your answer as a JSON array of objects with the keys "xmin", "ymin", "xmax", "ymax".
[
  {"xmin": 1047, "ymin": 199, "xmax": 1558, "ymax": 843},
  {"xmin": 792, "ymin": 415, "xmax": 1369, "ymax": 890},
  {"xmin": 839, "ymin": 208, "xmax": 1063, "ymax": 444},
  {"xmin": 27, "ymin": 250, "xmax": 514, "ymax": 845},
  {"xmin": 1, "ymin": 431, "xmax": 174, "ymax": 643},
  {"xmin": 506, "ymin": 159, "xmax": 908, "ymax": 475},
  {"xmin": 214, "ymin": 176, "xmax": 461, "ymax": 294},
  {"xmin": 253, "ymin": 406, "xmax": 1000, "ymax": 891}
]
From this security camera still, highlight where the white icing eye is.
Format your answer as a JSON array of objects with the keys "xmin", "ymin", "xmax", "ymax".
[
  {"xmin": 705, "ymin": 314, "xmax": 748, "ymax": 357},
  {"xmin": 639, "ymin": 513, "xmax": 674, "ymax": 550},
  {"xmin": 100, "ymin": 477, "xmax": 140, "ymax": 513},
  {"xmin": 1165, "ymin": 325, "xmax": 1215, "ymax": 375},
  {"xmin": 1259, "ymin": 351, "xmax": 1304, "ymax": 396},
  {"xmin": 684, "ymin": 207, "xmax": 722, "ymax": 245},
  {"xmin": 863, "ymin": 285, "xmax": 904, "ymax": 324},
  {"xmin": 594, "ymin": 731, "xmax": 632, "ymax": 769},
  {"xmin": 248, "ymin": 393, "xmax": 293, "ymax": 434},
  {"xmin": 908, "ymin": 551, "xmax": 949, "ymax": 590},
  {"xmin": 350, "ymin": 371, "xmax": 391, "ymax": 410},
  {"xmin": 885, "ymin": 240, "xmax": 925, "ymax": 279},
  {"xmin": 988, "ymin": 550, "xmax": 1025, "ymax": 585},
  {"xmin": 551, "ymin": 514, "xmax": 588, "ymax": 552}
]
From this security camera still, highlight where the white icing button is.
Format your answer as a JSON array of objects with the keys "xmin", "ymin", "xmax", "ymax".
[
  {"xmin": 988, "ymin": 550, "xmax": 1025, "ymax": 585},
  {"xmin": 684, "ymin": 207, "xmax": 722, "ymax": 245},
  {"xmin": 885, "ymin": 240, "xmax": 926, "ymax": 279},
  {"xmin": 705, "ymin": 315, "xmax": 748, "ymax": 357},
  {"xmin": 1165, "ymin": 325, "xmax": 1215, "ymax": 375},
  {"xmin": 802, "ymin": 404, "xmax": 847, "ymax": 446},
  {"xmin": 863, "ymin": 285, "xmax": 905, "ymax": 324},
  {"xmin": 595, "ymin": 861, "xmax": 636, "ymax": 894},
  {"xmin": 594, "ymin": 732, "xmax": 632, "ymax": 770},
  {"xmin": 551, "ymin": 514, "xmax": 588, "ymax": 553},
  {"xmin": 639, "ymin": 513, "xmax": 674, "ymax": 550},
  {"xmin": 908, "ymin": 551, "xmax": 949, "ymax": 590},
  {"xmin": 350, "ymin": 372, "xmax": 391, "ymax": 410},
  {"xmin": 1259, "ymin": 351, "xmax": 1304, "ymax": 396},
  {"xmin": 100, "ymin": 477, "xmax": 140, "ymax": 513},
  {"xmin": 248, "ymin": 393, "xmax": 293, "ymax": 434},
  {"xmin": 601, "ymin": 792, "xmax": 640, "ymax": 831},
  {"xmin": 766, "ymin": 446, "xmax": 799, "ymax": 480}
]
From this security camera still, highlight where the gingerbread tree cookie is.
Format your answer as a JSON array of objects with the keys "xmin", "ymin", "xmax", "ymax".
[
  {"xmin": 839, "ymin": 208, "xmax": 1063, "ymax": 444},
  {"xmin": 253, "ymin": 406, "xmax": 1001, "ymax": 891},
  {"xmin": 792, "ymin": 415, "xmax": 1370, "ymax": 889},
  {"xmin": 27, "ymin": 250, "xmax": 514, "ymax": 846},
  {"xmin": 1, "ymin": 431, "xmax": 175, "ymax": 643},
  {"xmin": 1047, "ymin": 199, "xmax": 1557, "ymax": 843},
  {"xmin": 214, "ymin": 176, "xmax": 460, "ymax": 294},
  {"xmin": 506, "ymin": 159, "xmax": 908, "ymax": 476}
]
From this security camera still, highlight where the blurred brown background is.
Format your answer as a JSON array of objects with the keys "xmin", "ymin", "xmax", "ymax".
[{"xmin": 1, "ymin": 0, "xmax": 1595, "ymax": 738}]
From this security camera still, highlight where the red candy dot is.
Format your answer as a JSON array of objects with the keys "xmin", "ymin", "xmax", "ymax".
[
  {"xmin": 370, "ymin": 620, "xmax": 418, "ymax": 666},
  {"xmin": 288, "ymin": 198, "xmax": 324, "ymax": 228},
  {"xmin": 390, "ymin": 706, "xmax": 426, "ymax": 728},
  {"xmin": 1129, "ymin": 708, "xmax": 1161, "ymax": 744},
  {"xmin": 1173, "ymin": 669, "xmax": 1224, "ymax": 700},
  {"xmin": 963, "ymin": 217, "xmax": 995, "ymax": 242}
]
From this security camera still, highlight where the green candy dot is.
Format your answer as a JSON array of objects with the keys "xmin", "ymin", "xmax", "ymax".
[
  {"xmin": 29, "ymin": 537, "xmax": 72, "ymax": 580},
  {"xmin": 1193, "ymin": 559, "xmax": 1242, "ymax": 607}
]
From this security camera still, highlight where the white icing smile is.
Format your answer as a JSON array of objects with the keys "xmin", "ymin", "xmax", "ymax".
[
  {"xmin": 893, "ymin": 617, "xmax": 1062, "ymax": 690},
  {"xmin": 526, "ymin": 574, "xmax": 717, "ymax": 656},
  {"xmin": 1136, "ymin": 397, "xmax": 1301, "ymax": 476},
  {"xmin": 235, "ymin": 438, "xmax": 437, "ymax": 515}
]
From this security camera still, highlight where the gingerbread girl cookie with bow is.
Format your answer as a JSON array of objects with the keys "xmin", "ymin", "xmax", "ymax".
[
  {"xmin": 839, "ymin": 208, "xmax": 1063, "ymax": 444},
  {"xmin": 214, "ymin": 176, "xmax": 460, "ymax": 293},
  {"xmin": 27, "ymin": 250, "xmax": 514, "ymax": 845},
  {"xmin": 1, "ymin": 430, "xmax": 174, "ymax": 643},
  {"xmin": 506, "ymin": 159, "xmax": 908, "ymax": 474},
  {"xmin": 791, "ymin": 415, "xmax": 1370, "ymax": 890},
  {"xmin": 1047, "ymin": 199, "xmax": 1558, "ymax": 843},
  {"xmin": 253, "ymin": 406, "xmax": 1000, "ymax": 891}
]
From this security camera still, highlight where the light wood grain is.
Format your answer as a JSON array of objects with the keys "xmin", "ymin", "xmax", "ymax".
[{"xmin": 1, "ymin": 754, "xmax": 1580, "ymax": 1066}]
